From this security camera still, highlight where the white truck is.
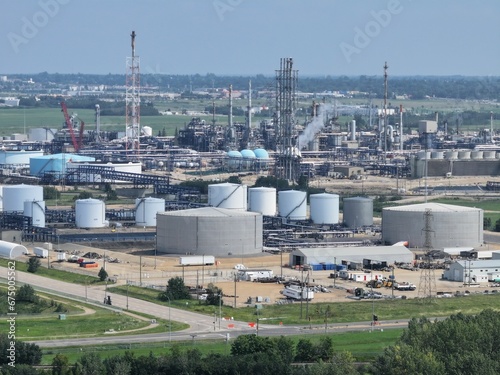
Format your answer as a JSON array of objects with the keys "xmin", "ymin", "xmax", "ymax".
[
  {"xmin": 34, "ymin": 247, "xmax": 48, "ymax": 258},
  {"xmin": 281, "ymin": 285, "xmax": 314, "ymax": 301},
  {"xmin": 179, "ymin": 255, "xmax": 215, "ymax": 266}
]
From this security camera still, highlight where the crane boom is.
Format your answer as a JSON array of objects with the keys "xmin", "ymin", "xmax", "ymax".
[{"xmin": 60, "ymin": 101, "xmax": 79, "ymax": 152}]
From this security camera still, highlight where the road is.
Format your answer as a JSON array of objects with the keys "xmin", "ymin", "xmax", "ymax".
[{"xmin": 1, "ymin": 266, "xmax": 411, "ymax": 347}]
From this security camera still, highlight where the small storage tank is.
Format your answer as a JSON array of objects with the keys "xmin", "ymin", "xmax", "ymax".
[
  {"xmin": 471, "ymin": 151, "xmax": 483, "ymax": 160},
  {"xmin": 142, "ymin": 126, "xmax": 153, "ymax": 137},
  {"xmin": 310, "ymin": 193, "xmax": 339, "ymax": 224},
  {"xmin": 2, "ymin": 185, "xmax": 43, "ymax": 212},
  {"xmin": 208, "ymin": 183, "xmax": 247, "ymax": 210},
  {"xmin": 248, "ymin": 187, "xmax": 276, "ymax": 216},
  {"xmin": 446, "ymin": 150, "xmax": 458, "ymax": 160},
  {"xmin": 135, "ymin": 197, "xmax": 165, "ymax": 227},
  {"xmin": 458, "ymin": 150, "xmax": 471, "ymax": 159},
  {"xmin": 75, "ymin": 198, "xmax": 106, "ymax": 228},
  {"xmin": 254, "ymin": 149, "xmax": 269, "ymax": 159},
  {"xmin": 226, "ymin": 151, "xmax": 242, "ymax": 170},
  {"xmin": 417, "ymin": 150, "xmax": 431, "ymax": 160},
  {"xmin": 23, "ymin": 200, "xmax": 45, "ymax": 227},
  {"xmin": 343, "ymin": 197, "xmax": 373, "ymax": 228},
  {"xmin": 278, "ymin": 190, "xmax": 307, "ymax": 220},
  {"xmin": 483, "ymin": 151, "xmax": 496, "ymax": 159},
  {"xmin": 431, "ymin": 151, "xmax": 444, "ymax": 159}
]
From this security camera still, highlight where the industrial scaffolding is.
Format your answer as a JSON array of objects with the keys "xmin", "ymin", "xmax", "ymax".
[
  {"xmin": 275, "ymin": 57, "xmax": 300, "ymax": 181},
  {"xmin": 125, "ymin": 30, "xmax": 141, "ymax": 153}
]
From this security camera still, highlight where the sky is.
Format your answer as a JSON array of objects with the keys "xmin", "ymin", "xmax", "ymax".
[{"xmin": 1, "ymin": 0, "xmax": 499, "ymax": 77}]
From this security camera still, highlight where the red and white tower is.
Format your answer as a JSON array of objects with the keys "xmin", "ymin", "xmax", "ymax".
[{"xmin": 125, "ymin": 30, "xmax": 141, "ymax": 152}]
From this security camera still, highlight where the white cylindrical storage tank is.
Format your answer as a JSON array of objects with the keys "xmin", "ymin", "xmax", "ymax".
[
  {"xmin": 135, "ymin": 197, "xmax": 165, "ymax": 227},
  {"xmin": 248, "ymin": 187, "xmax": 276, "ymax": 216},
  {"xmin": 156, "ymin": 207, "xmax": 263, "ymax": 256},
  {"xmin": 483, "ymin": 151, "xmax": 496, "ymax": 159},
  {"xmin": 3, "ymin": 185, "xmax": 43, "ymax": 212},
  {"xmin": 382, "ymin": 203, "xmax": 483, "ymax": 248},
  {"xmin": 458, "ymin": 150, "xmax": 471, "ymax": 159},
  {"xmin": 208, "ymin": 183, "xmax": 247, "ymax": 210},
  {"xmin": 417, "ymin": 150, "xmax": 431, "ymax": 160},
  {"xmin": 75, "ymin": 198, "xmax": 106, "ymax": 228},
  {"xmin": 446, "ymin": 150, "xmax": 458, "ymax": 160},
  {"xmin": 142, "ymin": 126, "xmax": 153, "ymax": 136},
  {"xmin": 343, "ymin": 197, "xmax": 373, "ymax": 228},
  {"xmin": 310, "ymin": 193, "xmax": 339, "ymax": 224},
  {"xmin": 431, "ymin": 151, "xmax": 444, "ymax": 159},
  {"xmin": 471, "ymin": 151, "xmax": 483, "ymax": 160},
  {"xmin": 23, "ymin": 200, "xmax": 45, "ymax": 228},
  {"xmin": 278, "ymin": 190, "xmax": 307, "ymax": 220}
]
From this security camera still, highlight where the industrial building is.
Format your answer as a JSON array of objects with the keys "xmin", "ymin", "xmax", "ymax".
[
  {"xmin": 442, "ymin": 258, "xmax": 500, "ymax": 283},
  {"xmin": 0, "ymin": 240, "xmax": 27, "ymax": 259},
  {"xmin": 156, "ymin": 207, "xmax": 263, "ymax": 256},
  {"xmin": 382, "ymin": 203, "xmax": 483, "ymax": 249},
  {"xmin": 288, "ymin": 245, "xmax": 414, "ymax": 268}
]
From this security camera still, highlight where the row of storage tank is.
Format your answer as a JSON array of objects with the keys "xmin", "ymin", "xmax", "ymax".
[
  {"xmin": 416, "ymin": 150, "xmax": 499, "ymax": 160},
  {"xmin": 0, "ymin": 183, "xmax": 374, "ymax": 229},
  {"xmin": 208, "ymin": 183, "xmax": 373, "ymax": 227},
  {"xmin": 0, "ymin": 184, "xmax": 165, "ymax": 228}
]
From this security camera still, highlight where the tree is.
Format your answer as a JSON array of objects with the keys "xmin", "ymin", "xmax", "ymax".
[
  {"xmin": 230, "ymin": 334, "xmax": 274, "ymax": 356},
  {"xmin": 77, "ymin": 352, "xmax": 105, "ymax": 375},
  {"xmin": 494, "ymin": 218, "xmax": 500, "ymax": 232},
  {"xmin": 98, "ymin": 267, "xmax": 108, "ymax": 282},
  {"xmin": 159, "ymin": 277, "xmax": 190, "ymax": 301},
  {"xmin": 51, "ymin": 354, "xmax": 69, "ymax": 375},
  {"xmin": 17, "ymin": 285, "xmax": 37, "ymax": 303},
  {"xmin": 204, "ymin": 283, "xmax": 223, "ymax": 306},
  {"xmin": 484, "ymin": 217, "xmax": 492, "ymax": 230},
  {"xmin": 43, "ymin": 186, "xmax": 60, "ymax": 200},
  {"xmin": 27, "ymin": 257, "xmax": 41, "ymax": 273}
]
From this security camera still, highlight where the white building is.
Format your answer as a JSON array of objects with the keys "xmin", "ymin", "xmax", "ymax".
[{"xmin": 442, "ymin": 258, "xmax": 500, "ymax": 283}]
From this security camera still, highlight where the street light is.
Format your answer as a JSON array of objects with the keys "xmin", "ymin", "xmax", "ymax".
[{"xmin": 165, "ymin": 295, "xmax": 171, "ymax": 342}]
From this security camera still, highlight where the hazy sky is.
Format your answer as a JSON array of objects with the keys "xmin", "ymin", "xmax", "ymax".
[{"xmin": 1, "ymin": 0, "xmax": 499, "ymax": 76}]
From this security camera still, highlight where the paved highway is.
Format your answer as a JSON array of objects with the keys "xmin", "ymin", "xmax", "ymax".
[{"xmin": 0, "ymin": 266, "xmax": 408, "ymax": 348}]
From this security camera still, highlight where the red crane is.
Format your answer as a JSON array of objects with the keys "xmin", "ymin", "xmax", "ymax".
[{"xmin": 60, "ymin": 101, "xmax": 80, "ymax": 152}]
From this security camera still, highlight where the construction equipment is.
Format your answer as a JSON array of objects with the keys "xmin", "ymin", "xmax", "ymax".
[{"xmin": 60, "ymin": 101, "xmax": 83, "ymax": 152}]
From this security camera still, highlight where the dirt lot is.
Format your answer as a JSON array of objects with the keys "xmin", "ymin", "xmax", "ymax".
[{"xmin": 30, "ymin": 242, "xmax": 500, "ymax": 308}]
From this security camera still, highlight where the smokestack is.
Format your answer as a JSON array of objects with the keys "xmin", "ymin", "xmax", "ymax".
[
  {"xmin": 95, "ymin": 104, "xmax": 100, "ymax": 134},
  {"xmin": 350, "ymin": 119, "xmax": 356, "ymax": 141},
  {"xmin": 248, "ymin": 80, "xmax": 252, "ymax": 129},
  {"xmin": 435, "ymin": 111, "xmax": 439, "ymax": 124},
  {"xmin": 228, "ymin": 84, "xmax": 233, "ymax": 128},
  {"xmin": 491, "ymin": 112, "xmax": 494, "ymax": 143},
  {"xmin": 399, "ymin": 104, "xmax": 403, "ymax": 151},
  {"xmin": 131, "ymin": 30, "xmax": 136, "ymax": 58}
]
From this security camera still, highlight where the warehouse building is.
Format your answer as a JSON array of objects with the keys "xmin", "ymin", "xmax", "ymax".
[
  {"xmin": 288, "ymin": 245, "xmax": 414, "ymax": 269},
  {"xmin": 442, "ymin": 258, "xmax": 500, "ymax": 283}
]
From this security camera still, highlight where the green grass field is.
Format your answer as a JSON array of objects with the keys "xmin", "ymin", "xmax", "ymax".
[
  {"xmin": 40, "ymin": 329, "xmax": 403, "ymax": 365},
  {"xmin": 108, "ymin": 285, "xmax": 500, "ymax": 326}
]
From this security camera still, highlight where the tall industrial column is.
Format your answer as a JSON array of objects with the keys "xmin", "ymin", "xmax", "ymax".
[
  {"xmin": 275, "ymin": 57, "xmax": 299, "ymax": 182},
  {"xmin": 125, "ymin": 30, "xmax": 141, "ymax": 153}
]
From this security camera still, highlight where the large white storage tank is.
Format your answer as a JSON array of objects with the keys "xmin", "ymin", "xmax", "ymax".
[
  {"xmin": 278, "ymin": 190, "xmax": 307, "ymax": 220},
  {"xmin": 382, "ymin": 203, "xmax": 483, "ymax": 248},
  {"xmin": 248, "ymin": 187, "xmax": 276, "ymax": 216},
  {"xmin": 2, "ymin": 185, "xmax": 43, "ymax": 212},
  {"xmin": 343, "ymin": 197, "xmax": 374, "ymax": 228},
  {"xmin": 135, "ymin": 197, "xmax": 165, "ymax": 227},
  {"xmin": 23, "ymin": 200, "xmax": 45, "ymax": 227},
  {"xmin": 75, "ymin": 198, "xmax": 106, "ymax": 228},
  {"xmin": 157, "ymin": 207, "xmax": 263, "ymax": 256},
  {"xmin": 310, "ymin": 193, "xmax": 339, "ymax": 224},
  {"xmin": 208, "ymin": 183, "xmax": 247, "ymax": 210}
]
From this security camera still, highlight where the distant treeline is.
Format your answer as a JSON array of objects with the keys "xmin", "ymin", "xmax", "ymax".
[{"xmin": 5, "ymin": 72, "xmax": 500, "ymax": 100}]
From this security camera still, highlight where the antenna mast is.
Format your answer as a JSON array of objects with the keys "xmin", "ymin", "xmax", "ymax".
[
  {"xmin": 418, "ymin": 208, "xmax": 437, "ymax": 303},
  {"xmin": 125, "ymin": 30, "xmax": 141, "ymax": 153}
]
